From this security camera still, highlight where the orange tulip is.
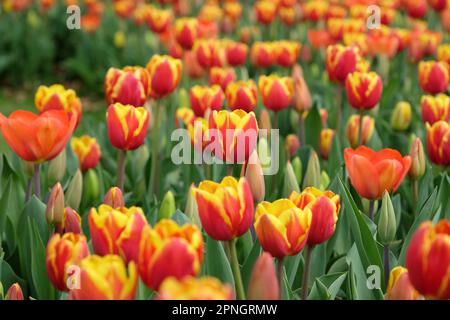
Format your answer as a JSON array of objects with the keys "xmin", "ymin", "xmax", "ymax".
[
  {"xmin": 255, "ymin": 199, "xmax": 311, "ymax": 258},
  {"xmin": 208, "ymin": 67, "xmax": 236, "ymax": 91},
  {"xmin": 326, "ymin": 45, "xmax": 359, "ymax": 84},
  {"xmin": 46, "ymin": 232, "xmax": 89, "ymax": 291},
  {"xmin": 421, "ymin": 94, "xmax": 450, "ymax": 124},
  {"xmin": 292, "ymin": 64, "xmax": 312, "ymax": 113},
  {"xmin": 35, "ymin": 84, "xmax": 82, "ymax": 126},
  {"xmin": 345, "ymin": 71, "xmax": 383, "ymax": 110},
  {"xmin": 344, "ymin": 146, "xmax": 411, "ymax": 200},
  {"xmin": 226, "ymin": 80, "xmax": 258, "ymax": 112},
  {"xmin": 138, "ymin": 220, "xmax": 204, "ymax": 290},
  {"xmin": 104, "ymin": 66, "xmax": 150, "ymax": 107},
  {"xmin": 158, "ymin": 276, "xmax": 234, "ymax": 300},
  {"xmin": 418, "ymin": 61, "xmax": 449, "ymax": 94},
  {"xmin": 175, "ymin": 17, "xmax": 199, "ymax": 50},
  {"xmin": 426, "ymin": 120, "xmax": 450, "ymax": 166},
  {"xmin": 251, "ymin": 42, "xmax": 275, "ymax": 68},
  {"xmin": 308, "ymin": 30, "xmax": 333, "ymax": 49},
  {"xmin": 406, "ymin": 219, "xmax": 450, "ymax": 300},
  {"xmin": 0, "ymin": 110, "xmax": 76, "ymax": 163},
  {"xmin": 346, "ymin": 114, "xmax": 375, "ymax": 148},
  {"xmin": 258, "ymin": 74, "xmax": 294, "ymax": 112},
  {"xmin": 289, "ymin": 187, "xmax": 340, "ymax": 245},
  {"xmin": 193, "ymin": 176, "xmax": 254, "ymax": 241},
  {"xmin": 106, "ymin": 103, "xmax": 150, "ymax": 151},
  {"xmin": 88, "ymin": 204, "xmax": 147, "ymax": 263},
  {"xmin": 189, "ymin": 85, "xmax": 224, "ymax": 117},
  {"xmin": 385, "ymin": 267, "xmax": 422, "ymax": 300},
  {"xmin": 146, "ymin": 55, "xmax": 182, "ymax": 99},
  {"xmin": 69, "ymin": 255, "xmax": 138, "ymax": 300},
  {"xmin": 71, "ymin": 135, "xmax": 101, "ymax": 172}
]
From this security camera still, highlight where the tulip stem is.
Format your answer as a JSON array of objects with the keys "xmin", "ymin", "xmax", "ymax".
[
  {"xmin": 298, "ymin": 111, "xmax": 306, "ymax": 146},
  {"xmin": 301, "ymin": 244, "xmax": 314, "ymax": 300},
  {"xmin": 383, "ymin": 245, "xmax": 390, "ymax": 290},
  {"xmin": 25, "ymin": 178, "xmax": 33, "ymax": 203},
  {"xmin": 412, "ymin": 179, "xmax": 419, "ymax": 216},
  {"xmin": 335, "ymin": 86, "xmax": 342, "ymax": 135},
  {"xmin": 33, "ymin": 164, "xmax": 41, "ymax": 199},
  {"xmin": 117, "ymin": 150, "xmax": 126, "ymax": 191},
  {"xmin": 272, "ymin": 111, "xmax": 279, "ymax": 130},
  {"xmin": 226, "ymin": 239, "xmax": 246, "ymax": 300},
  {"xmin": 368, "ymin": 200, "xmax": 375, "ymax": 221},
  {"xmin": 277, "ymin": 258, "xmax": 284, "ymax": 299},
  {"xmin": 358, "ymin": 110, "xmax": 364, "ymax": 146},
  {"xmin": 149, "ymin": 103, "xmax": 161, "ymax": 198}
]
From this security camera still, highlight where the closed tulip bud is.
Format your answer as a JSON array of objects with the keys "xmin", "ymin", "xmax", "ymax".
[
  {"xmin": 292, "ymin": 64, "xmax": 312, "ymax": 113},
  {"xmin": 138, "ymin": 220, "xmax": 204, "ymax": 290},
  {"xmin": 345, "ymin": 71, "xmax": 383, "ymax": 110},
  {"xmin": 69, "ymin": 255, "xmax": 138, "ymax": 300},
  {"xmin": 158, "ymin": 276, "xmax": 234, "ymax": 300},
  {"xmin": 89, "ymin": 204, "xmax": 147, "ymax": 263},
  {"xmin": 326, "ymin": 45, "xmax": 359, "ymax": 84},
  {"xmin": 189, "ymin": 85, "xmax": 224, "ymax": 117},
  {"xmin": 303, "ymin": 151, "xmax": 321, "ymax": 189},
  {"xmin": 159, "ymin": 191, "xmax": 176, "ymax": 220},
  {"xmin": 226, "ymin": 80, "xmax": 258, "ymax": 113},
  {"xmin": 391, "ymin": 101, "xmax": 412, "ymax": 131},
  {"xmin": 46, "ymin": 183, "xmax": 65, "ymax": 225},
  {"xmin": 66, "ymin": 169, "xmax": 82, "ymax": 210},
  {"xmin": 146, "ymin": 55, "xmax": 182, "ymax": 99},
  {"xmin": 320, "ymin": 171, "xmax": 330, "ymax": 190},
  {"xmin": 193, "ymin": 176, "xmax": 254, "ymax": 241},
  {"xmin": 285, "ymin": 134, "xmax": 300, "ymax": 158},
  {"xmin": 409, "ymin": 138, "xmax": 426, "ymax": 180},
  {"xmin": 247, "ymin": 253, "xmax": 279, "ymax": 300},
  {"xmin": 185, "ymin": 184, "xmax": 201, "ymax": 228},
  {"xmin": 289, "ymin": 187, "xmax": 340, "ymax": 245},
  {"xmin": 104, "ymin": 187, "xmax": 125, "ymax": 208},
  {"xmin": 47, "ymin": 149, "xmax": 67, "ymax": 184},
  {"xmin": 426, "ymin": 120, "xmax": 450, "ymax": 166},
  {"xmin": 209, "ymin": 67, "xmax": 236, "ymax": 92},
  {"xmin": 5, "ymin": 283, "xmax": 24, "ymax": 300},
  {"xmin": 104, "ymin": 67, "xmax": 149, "ymax": 107},
  {"xmin": 244, "ymin": 151, "xmax": 265, "ymax": 203},
  {"xmin": 378, "ymin": 191, "xmax": 397, "ymax": 245},
  {"xmin": 418, "ymin": 60, "xmax": 449, "ymax": 94},
  {"xmin": 134, "ymin": 144, "xmax": 149, "ymax": 174},
  {"xmin": 320, "ymin": 128, "xmax": 334, "ymax": 160},
  {"xmin": 346, "ymin": 115, "xmax": 374, "ymax": 148},
  {"xmin": 251, "ymin": 42, "xmax": 275, "ymax": 68},
  {"xmin": 386, "ymin": 267, "xmax": 422, "ymax": 300},
  {"xmin": 291, "ymin": 156, "xmax": 302, "ymax": 183},
  {"xmin": 259, "ymin": 75, "xmax": 294, "ymax": 112},
  {"xmin": 283, "ymin": 160, "xmax": 300, "ymax": 197},
  {"xmin": 83, "ymin": 169, "xmax": 100, "ymax": 203},
  {"xmin": 175, "ymin": 18, "xmax": 199, "ymax": 50},
  {"xmin": 255, "ymin": 199, "xmax": 311, "ymax": 258},
  {"xmin": 258, "ymin": 109, "xmax": 272, "ymax": 132},
  {"xmin": 71, "ymin": 135, "xmax": 101, "ymax": 172},
  {"xmin": 420, "ymin": 94, "xmax": 450, "ymax": 125},
  {"xmin": 406, "ymin": 219, "xmax": 450, "ymax": 299},
  {"xmin": 46, "ymin": 233, "xmax": 89, "ymax": 291},
  {"xmin": 55, "ymin": 207, "xmax": 82, "ymax": 234}
]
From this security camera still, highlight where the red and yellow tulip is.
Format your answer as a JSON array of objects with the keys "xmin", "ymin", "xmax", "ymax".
[
  {"xmin": 426, "ymin": 120, "xmax": 450, "ymax": 166},
  {"xmin": 258, "ymin": 74, "xmax": 294, "ymax": 112},
  {"xmin": 105, "ymin": 66, "xmax": 149, "ymax": 107},
  {"xmin": 320, "ymin": 128, "xmax": 334, "ymax": 160},
  {"xmin": 175, "ymin": 17, "xmax": 199, "ymax": 50},
  {"xmin": 147, "ymin": 7, "xmax": 172, "ymax": 34},
  {"xmin": 71, "ymin": 135, "xmax": 101, "ymax": 172},
  {"xmin": 418, "ymin": 60, "xmax": 449, "ymax": 94},
  {"xmin": 226, "ymin": 41, "xmax": 248, "ymax": 67},
  {"xmin": 208, "ymin": 67, "xmax": 236, "ymax": 91},
  {"xmin": 55, "ymin": 207, "xmax": 82, "ymax": 235},
  {"xmin": 274, "ymin": 41, "xmax": 301, "ymax": 67},
  {"xmin": 158, "ymin": 276, "xmax": 234, "ymax": 300},
  {"xmin": 251, "ymin": 42, "xmax": 275, "ymax": 68},
  {"xmin": 345, "ymin": 114, "xmax": 375, "ymax": 148},
  {"xmin": 385, "ymin": 267, "xmax": 422, "ymax": 300},
  {"xmin": 326, "ymin": 45, "xmax": 359, "ymax": 84},
  {"xmin": 189, "ymin": 85, "xmax": 224, "ymax": 117},
  {"xmin": 421, "ymin": 94, "xmax": 450, "ymax": 125},
  {"xmin": 345, "ymin": 71, "xmax": 383, "ymax": 110},
  {"xmin": 254, "ymin": 0, "xmax": 277, "ymax": 25},
  {"xmin": 146, "ymin": 55, "xmax": 182, "ymax": 99},
  {"xmin": 226, "ymin": 80, "xmax": 258, "ymax": 113}
]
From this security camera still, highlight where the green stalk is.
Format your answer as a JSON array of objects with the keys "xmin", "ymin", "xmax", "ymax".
[
  {"xmin": 358, "ymin": 110, "xmax": 365, "ymax": 146},
  {"xmin": 149, "ymin": 103, "xmax": 161, "ymax": 197},
  {"xmin": 301, "ymin": 244, "xmax": 314, "ymax": 300},
  {"xmin": 117, "ymin": 150, "xmax": 126, "ymax": 191},
  {"xmin": 226, "ymin": 239, "xmax": 246, "ymax": 300},
  {"xmin": 33, "ymin": 163, "xmax": 41, "ymax": 199}
]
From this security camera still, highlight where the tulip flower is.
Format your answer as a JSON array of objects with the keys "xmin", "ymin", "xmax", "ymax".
[
  {"xmin": 0, "ymin": 109, "xmax": 76, "ymax": 163},
  {"xmin": 385, "ymin": 267, "xmax": 422, "ymax": 300},
  {"xmin": 71, "ymin": 135, "xmax": 101, "ymax": 172},
  {"xmin": 208, "ymin": 109, "xmax": 259, "ymax": 163},
  {"xmin": 189, "ymin": 85, "xmax": 224, "ymax": 117},
  {"xmin": 437, "ymin": 43, "xmax": 450, "ymax": 66},
  {"xmin": 254, "ymin": 0, "xmax": 277, "ymax": 25},
  {"xmin": 226, "ymin": 41, "xmax": 248, "ymax": 67},
  {"xmin": 247, "ymin": 253, "xmax": 279, "ymax": 300},
  {"xmin": 409, "ymin": 138, "xmax": 426, "ymax": 181},
  {"xmin": 279, "ymin": 6, "xmax": 296, "ymax": 26},
  {"xmin": 258, "ymin": 75, "xmax": 294, "ymax": 113},
  {"xmin": 46, "ymin": 233, "xmax": 89, "ymax": 291},
  {"xmin": 421, "ymin": 94, "xmax": 450, "ymax": 125},
  {"xmin": 158, "ymin": 276, "xmax": 234, "ymax": 300},
  {"xmin": 104, "ymin": 187, "xmax": 125, "ymax": 208},
  {"xmin": 320, "ymin": 128, "xmax": 334, "ymax": 160},
  {"xmin": 406, "ymin": 219, "xmax": 450, "ymax": 300},
  {"xmin": 391, "ymin": 101, "xmax": 412, "ymax": 131},
  {"xmin": 326, "ymin": 45, "xmax": 359, "ymax": 84},
  {"xmin": 35, "ymin": 84, "xmax": 82, "ymax": 125},
  {"xmin": 69, "ymin": 255, "xmax": 138, "ymax": 300},
  {"xmin": 175, "ymin": 107, "xmax": 196, "ymax": 128},
  {"xmin": 275, "ymin": 41, "xmax": 301, "ymax": 67},
  {"xmin": 289, "ymin": 187, "xmax": 340, "ymax": 245},
  {"xmin": 5, "ymin": 283, "xmax": 24, "ymax": 300},
  {"xmin": 302, "ymin": 0, "xmax": 329, "ymax": 21},
  {"xmin": 285, "ymin": 134, "xmax": 300, "ymax": 158},
  {"xmin": 292, "ymin": 64, "xmax": 312, "ymax": 115},
  {"xmin": 223, "ymin": 1, "xmax": 242, "ymax": 24},
  {"xmin": 55, "ymin": 207, "xmax": 82, "ymax": 235},
  {"xmin": 251, "ymin": 42, "xmax": 275, "ymax": 68},
  {"xmin": 405, "ymin": 0, "xmax": 427, "ymax": 18},
  {"xmin": 106, "ymin": 103, "xmax": 149, "ymax": 151},
  {"xmin": 255, "ymin": 199, "xmax": 311, "ymax": 258},
  {"xmin": 346, "ymin": 114, "xmax": 374, "ymax": 148},
  {"xmin": 146, "ymin": 55, "xmax": 182, "ymax": 99},
  {"xmin": 193, "ymin": 176, "xmax": 254, "ymax": 241},
  {"xmin": 46, "ymin": 183, "xmax": 65, "ymax": 225},
  {"xmin": 208, "ymin": 67, "xmax": 236, "ymax": 92},
  {"xmin": 88, "ymin": 204, "xmax": 147, "ymax": 263},
  {"xmin": 138, "ymin": 220, "xmax": 204, "ymax": 290},
  {"xmin": 243, "ymin": 151, "xmax": 265, "ymax": 203},
  {"xmin": 104, "ymin": 66, "xmax": 149, "ymax": 107},
  {"xmin": 184, "ymin": 49, "xmax": 205, "ymax": 79},
  {"xmin": 147, "ymin": 7, "xmax": 172, "ymax": 34},
  {"xmin": 418, "ymin": 61, "xmax": 449, "ymax": 94},
  {"xmin": 226, "ymin": 80, "xmax": 258, "ymax": 112},
  {"xmin": 175, "ymin": 17, "xmax": 199, "ymax": 50},
  {"xmin": 345, "ymin": 71, "xmax": 383, "ymax": 110},
  {"xmin": 426, "ymin": 120, "xmax": 450, "ymax": 166},
  {"xmin": 428, "ymin": 0, "xmax": 447, "ymax": 12},
  {"xmin": 344, "ymin": 146, "xmax": 412, "ymax": 200},
  {"xmin": 193, "ymin": 39, "xmax": 219, "ymax": 69},
  {"xmin": 66, "ymin": 169, "xmax": 83, "ymax": 210}
]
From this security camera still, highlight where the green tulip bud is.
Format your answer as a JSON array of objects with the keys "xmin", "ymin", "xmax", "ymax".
[
  {"xmin": 378, "ymin": 191, "xmax": 396, "ymax": 245},
  {"xmin": 66, "ymin": 169, "xmax": 83, "ymax": 210},
  {"xmin": 291, "ymin": 156, "xmax": 302, "ymax": 183},
  {"xmin": 283, "ymin": 161, "xmax": 300, "ymax": 197},
  {"xmin": 185, "ymin": 184, "xmax": 201, "ymax": 229},
  {"xmin": 159, "ymin": 190, "xmax": 176, "ymax": 220},
  {"xmin": 83, "ymin": 169, "xmax": 100, "ymax": 203},
  {"xmin": 320, "ymin": 170, "xmax": 330, "ymax": 190},
  {"xmin": 46, "ymin": 183, "xmax": 65, "ymax": 225},
  {"xmin": 47, "ymin": 149, "xmax": 66, "ymax": 185},
  {"xmin": 302, "ymin": 150, "xmax": 320, "ymax": 189},
  {"xmin": 258, "ymin": 137, "xmax": 272, "ymax": 174}
]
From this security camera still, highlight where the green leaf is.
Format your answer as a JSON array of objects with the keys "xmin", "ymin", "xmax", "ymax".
[
  {"xmin": 205, "ymin": 236, "xmax": 234, "ymax": 287},
  {"xmin": 308, "ymin": 272, "xmax": 347, "ymax": 300},
  {"xmin": 304, "ymin": 105, "xmax": 323, "ymax": 152},
  {"xmin": 241, "ymin": 240, "xmax": 261, "ymax": 289}
]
